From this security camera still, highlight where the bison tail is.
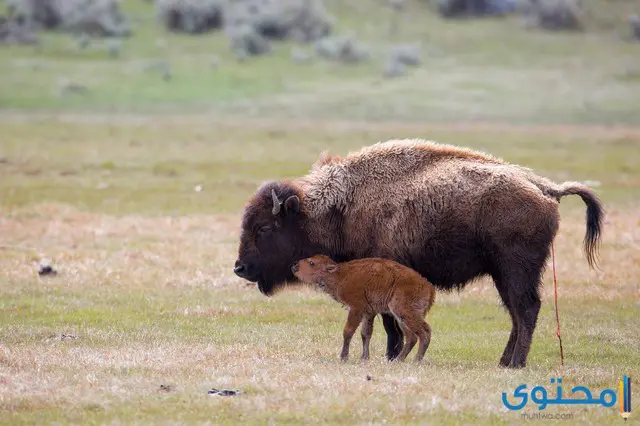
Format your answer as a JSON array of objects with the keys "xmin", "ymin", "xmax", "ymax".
[{"xmin": 555, "ymin": 182, "xmax": 604, "ymax": 269}]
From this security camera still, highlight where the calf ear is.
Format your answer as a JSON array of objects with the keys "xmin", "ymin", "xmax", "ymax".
[
  {"xmin": 325, "ymin": 264, "xmax": 339, "ymax": 273},
  {"xmin": 284, "ymin": 195, "xmax": 300, "ymax": 215}
]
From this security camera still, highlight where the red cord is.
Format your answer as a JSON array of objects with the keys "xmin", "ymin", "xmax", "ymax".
[{"xmin": 551, "ymin": 242, "xmax": 564, "ymax": 366}]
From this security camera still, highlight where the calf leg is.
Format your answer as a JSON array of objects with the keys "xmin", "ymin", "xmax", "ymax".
[
  {"xmin": 389, "ymin": 301, "xmax": 420, "ymax": 362},
  {"xmin": 341, "ymin": 308, "xmax": 364, "ymax": 361},
  {"xmin": 361, "ymin": 313, "xmax": 375, "ymax": 361},
  {"xmin": 381, "ymin": 313, "xmax": 403, "ymax": 361},
  {"xmin": 413, "ymin": 320, "xmax": 432, "ymax": 363},
  {"xmin": 395, "ymin": 320, "xmax": 418, "ymax": 362}
]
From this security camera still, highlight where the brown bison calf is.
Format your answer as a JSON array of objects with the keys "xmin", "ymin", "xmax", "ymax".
[{"xmin": 292, "ymin": 254, "xmax": 436, "ymax": 362}]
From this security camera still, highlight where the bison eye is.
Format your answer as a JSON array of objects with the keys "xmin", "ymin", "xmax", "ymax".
[
  {"xmin": 308, "ymin": 259, "xmax": 315, "ymax": 266},
  {"xmin": 258, "ymin": 225, "xmax": 272, "ymax": 235}
]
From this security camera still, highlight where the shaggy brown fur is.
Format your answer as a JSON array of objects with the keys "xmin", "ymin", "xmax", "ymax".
[
  {"xmin": 292, "ymin": 255, "xmax": 436, "ymax": 362},
  {"xmin": 234, "ymin": 138, "xmax": 603, "ymax": 368}
]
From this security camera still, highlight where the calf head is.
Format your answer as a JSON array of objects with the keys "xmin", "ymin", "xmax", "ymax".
[
  {"xmin": 292, "ymin": 254, "xmax": 339, "ymax": 288},
  {"xmin": 234, "ymin": 180, "xmax": 317, "ymax": 295}
]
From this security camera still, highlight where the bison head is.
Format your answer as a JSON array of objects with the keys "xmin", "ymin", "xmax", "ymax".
[{"xmin": 234, "ymin": 180, "xmax": 317, "ymax": 295}]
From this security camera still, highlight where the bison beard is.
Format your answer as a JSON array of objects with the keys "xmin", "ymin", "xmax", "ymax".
[{"xmin": 234, "ymin": 139, "xmax": 603, "ymax": 368}]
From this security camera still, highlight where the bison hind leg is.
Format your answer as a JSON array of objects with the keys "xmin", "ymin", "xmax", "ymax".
[
  {"xmin": 492, "ymin": 243, "xmax": 549, "ymax": 369},
  {"xmin": 495, "ymin": 277, "xmax": 520, "ymax": 367},
  {"xmin": 381, "ymin": 313, "xmax": 404, "ymax": 360}
]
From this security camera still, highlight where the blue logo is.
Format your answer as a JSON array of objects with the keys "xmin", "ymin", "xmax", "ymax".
[{"xmin": 502, "ymin": 377, "xmax": 630, "ymax": 418}]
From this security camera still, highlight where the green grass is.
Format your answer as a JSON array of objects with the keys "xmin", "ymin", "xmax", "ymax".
[
  {"xmin": 1, "ymin": 120, "xmax": 639, "ymax": 215},
  {"xmin": 1, "ymin": 0, "xmax": 639, "ymax": 123},
  {"xmin": 1, "ymin": 118, "xmax": 639, "ymax": 425},
  {"xmin": 1, "ymin": 1, "xmax": 639, "ymax": 423}
]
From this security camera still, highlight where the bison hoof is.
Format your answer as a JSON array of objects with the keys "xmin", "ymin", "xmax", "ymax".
[{"xmin": 501, "ymin": 361, "xmax": 526, "ymax": 369}]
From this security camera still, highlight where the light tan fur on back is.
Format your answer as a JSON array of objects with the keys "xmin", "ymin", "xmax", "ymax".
[{"xmin": 300, "ymin": 139, "xmax": 507, "ymax": 216}]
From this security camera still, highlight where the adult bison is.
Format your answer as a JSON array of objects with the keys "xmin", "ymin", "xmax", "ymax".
[{"xmin": 233, "ymin": 139, "xmax": 603, "ymax": 368}]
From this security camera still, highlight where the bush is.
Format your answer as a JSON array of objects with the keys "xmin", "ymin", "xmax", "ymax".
[
  {"xmin": 389, "ymin": 43, "xmax": 421, "ymax": 66},
  {"xmin": 61, "ymin": 0, "xmax": 132, "ymax": 36},
  {"xmin": 155, "ymin": 0, "xmax": 223, "ymax": 34},
  {"xmin": 437, "ymin": 0, "xmax": 517, "ymax": 18},
  {"xmin": 525, "ymin": 0, "xmax": 583, "ymax": 31},
  {"xmin": 224, "ymin": 0, "xmax": 333, "ymax": 42},
  {"xmin": 156, "ymin": 0, "xmax": 333, "ymax": 44},
  {"xmin": 219, "ymin": 0, "xmax": 333, "ymax": 58},
  {"xmin": 226, "ymin": 21, "xmax": 271, "ymax": 59},
  {"xmin": 630, "ymin": 14, "xmax": 640, "ymax": 40},
  {"xmin": 4, "ymin": 0, "xmax": 131, "ymax": 36},
  {"xmin": 315, "ymin": 35, "xmax": 370, "ymax": 64},
  {"xmin": 0, "ymin": 15, "xmax": 39, "ymax": 44},
  {"xmin": 4, "ymin": 0, "xmax": 60, "ymax": 28}
]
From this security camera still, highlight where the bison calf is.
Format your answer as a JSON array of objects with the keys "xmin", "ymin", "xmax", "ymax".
[{"xmin": 292, "ymin": 254, "xmax": 436, "ymax": 362}]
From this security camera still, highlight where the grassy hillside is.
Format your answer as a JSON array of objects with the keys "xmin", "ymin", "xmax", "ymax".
[{"xmin": 1, "ymin": 0, "xmax": 639, "ymax": 124}]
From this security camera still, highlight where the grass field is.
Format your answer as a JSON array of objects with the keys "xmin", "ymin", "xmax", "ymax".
[
  {"xmin": 1, "ymin": 0, "xmax": 640, "ymax": 424},
  {"xmin": 1, "ymin": 119, "xmax": 639, "ymax": 425},
  {"xmin": 1, "ymin": 0, "xmax": 640, "ymax": 123}
]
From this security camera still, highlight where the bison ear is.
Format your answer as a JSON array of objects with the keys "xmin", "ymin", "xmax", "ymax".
[
  {"xmin": 325, "ymin": 264, "xmax": 339, "ymax": 273},
  {"xmin": 284, "ymin": 195, "xmax": 300, "ymax": 215}
]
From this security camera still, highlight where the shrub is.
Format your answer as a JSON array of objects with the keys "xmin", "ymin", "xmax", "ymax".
[
  {"xmin": 4, "ymin": 0, "xmax": 131, "ymax": 36},
  {"xmin": 389, "ymin": 43, "xmax": 421, "ymax": 66},
  {"xmin": 226, "ymin": 21, "xmax": 271, "ymax": 59},
  {"xmin": 630, "ymin": 14, "xmax": 640, "ymax": 40},
  {"xmin": 155, "ymin": 0, "xmax": 223, "ymax": 34},
  {"xmin": 315, "ymin": 35, "xmax": 370, "ymax": 64},
  {"xmin": 525, "ymin": 0, "xmax": 583, "ymax": 31},
  {"xmin": 0, "ymin": 15, "xmax": 39, "ymax": 44}
]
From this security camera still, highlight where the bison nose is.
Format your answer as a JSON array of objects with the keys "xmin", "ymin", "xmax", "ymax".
[
  {"xmin": 233, "ymin": 260, "xmax": 247, "ymax": 277},
  {"xmin": 291, "ymin": 264, "xmax": 299, "ymax": 274}
]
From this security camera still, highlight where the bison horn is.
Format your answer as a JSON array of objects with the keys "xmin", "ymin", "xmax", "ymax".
[{"xmin": 271, "ymin": 189, "xmax": 281, "ymax": 215}]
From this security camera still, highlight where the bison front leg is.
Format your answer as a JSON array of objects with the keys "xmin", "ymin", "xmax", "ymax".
[
  {"xmin": 340, "ymin": 308, "xmax": 364, "ymax": 361},
  {"xmin": 381, "ymin": 313, "xmax": 404, "ymax": 360}
]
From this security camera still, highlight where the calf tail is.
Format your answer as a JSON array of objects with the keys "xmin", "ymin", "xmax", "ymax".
[{"xmin": 554, "ymin": 182, "xmax": 604, "ymax": 269}]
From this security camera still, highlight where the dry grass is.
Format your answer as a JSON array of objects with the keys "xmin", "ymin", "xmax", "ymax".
[
  {"xmin": 1, "ymin": 117, "xmax": 639, "ymax": 424},
  {"xmin": 0, "ymin": 204, "xmax": 638, "ymax": 425}
]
